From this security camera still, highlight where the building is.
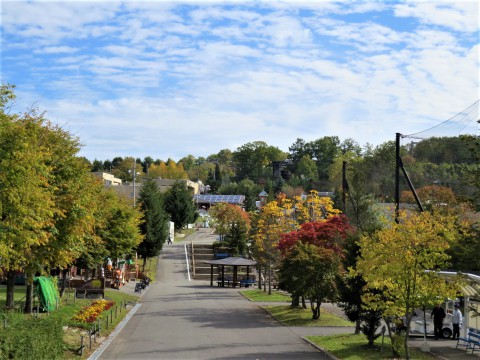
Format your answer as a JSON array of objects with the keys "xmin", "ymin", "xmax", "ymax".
[{"xmin": 92, "ymin": 172, "xmax": 122, "ymax": 186}]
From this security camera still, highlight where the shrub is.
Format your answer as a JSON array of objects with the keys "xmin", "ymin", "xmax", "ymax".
[{"xmin": 0, "ymin": 313, "xmax": 64, "ymax": 359}]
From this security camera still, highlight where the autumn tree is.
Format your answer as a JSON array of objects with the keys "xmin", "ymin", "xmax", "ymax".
[
  {"xmin": 251, "ymin": 194, "xmax": 297, "ymax": 294},
  {"xmin": 0, "ymin": 104, "xmax": 57, "ymax": 310},
  {"xmin": 354, "ymin": 211, "xmax": 461, "ymax": 359},
  {"xmin": 209, "ymin": 203, "xmax": 250, "ymax": 256},
  {"xmin": 148, "ymin": 160, "xmax": 188, "ymax": 179},
  {"xmin": 277, "ymin": 216, "xmax": 351, "ymax": 313},
  {"xmin": 279, "ymin": 242, "xmax": 342, "ymax": 319},
  {"xmin": 292, "ymin": 190, "xmax": 341, "ymax": 224}
]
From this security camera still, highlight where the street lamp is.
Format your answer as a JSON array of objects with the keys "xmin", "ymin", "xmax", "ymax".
[{"xmin": 128, "ymin": 160, "xmax": 140, "ymax": 207}]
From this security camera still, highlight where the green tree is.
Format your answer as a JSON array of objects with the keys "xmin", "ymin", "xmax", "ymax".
[
  {"xmin": 233, "ymin": 141, "xmax": 287, "ymax": 182},
  {"xmin": 164, "ymin": 181, "xmax": 197, "ymax": 231},
  {"xmin": 306, "ymin": 136, "xmax": 341, "ymax": 181},
  {"xmin": 205, "ymin": 163, "xmax": 222, "ymax": 193},
  {"xmin": 137, "ymin": 178, "xmax": 169, "ymax": 271},
  {"xmin": 295, "ymin": 155, "xmax": 318, "ymax": 180},
  {"xmin": 100, "ymin": 187, "xmax": 143, "ymax": 261},
  {"xmin": 336, "ymin": 232, "xmax": 383, "ymax": 345}
]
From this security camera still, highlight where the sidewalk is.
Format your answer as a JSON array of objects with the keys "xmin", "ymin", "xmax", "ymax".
[{"xmin": 409, "ymin": 336, "xmax": 480, "ymax": 359}]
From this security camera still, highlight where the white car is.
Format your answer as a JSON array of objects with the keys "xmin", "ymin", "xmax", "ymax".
[{"xmin": 395, "ymin": 300, "xmax": 457, "ymax": 338}]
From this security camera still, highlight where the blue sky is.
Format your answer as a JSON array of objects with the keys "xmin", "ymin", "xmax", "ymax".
[{"xmin": 2, "ymin": 0, "xmax": 479, "ymax": 161}]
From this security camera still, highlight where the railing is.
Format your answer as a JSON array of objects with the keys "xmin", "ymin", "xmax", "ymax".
[{"xmin": 191, "ymin": 241, "xmax": 195, "ymax": 278}]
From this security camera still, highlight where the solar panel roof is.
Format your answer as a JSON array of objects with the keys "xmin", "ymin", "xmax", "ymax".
[{"xmin": 193, "ymin": 194, "xmax": 245, "ymax": 204}]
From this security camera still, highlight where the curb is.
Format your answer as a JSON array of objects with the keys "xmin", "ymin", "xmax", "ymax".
[
  {"xmin": 88, "ymin": 303, "xmax": 142, "ymax": 360},
  {"xmin": 301, "ymin": 337, "xmax": 339, "ymax": 360}
]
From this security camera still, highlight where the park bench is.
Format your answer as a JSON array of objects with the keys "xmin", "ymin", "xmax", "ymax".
[
  {"xmin": 216, "ymin": 275, "xmax": 240, "ymax": 287},
  {"xmin": 75, "ymin": 286, "xmax": 105, "ymax": 299},
  {"xmin": 74, "ymin": 278, "xmax": 105, "ymax": 299},
  {"xmin": 456, "ymin": 329, "xmax": 480, "ymax": 353},
  {"xmin": 239, "ymin": 279, "xmax": 255, "ymax": 288}
]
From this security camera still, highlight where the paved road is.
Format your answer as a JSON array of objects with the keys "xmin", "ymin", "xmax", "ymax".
[{"xmin": 98, "ymin": 231, "xmax": 330, "ymax": 360}]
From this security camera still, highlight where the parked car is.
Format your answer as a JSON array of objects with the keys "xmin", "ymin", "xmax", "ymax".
[{"xmin": 393, "ymin": 299, "xmax": 458, "ymax": 338}]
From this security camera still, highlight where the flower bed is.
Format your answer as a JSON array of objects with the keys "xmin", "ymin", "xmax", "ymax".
[{"xmin": 72, "ymin": 299, "xmax": 115, "ymax": 323}]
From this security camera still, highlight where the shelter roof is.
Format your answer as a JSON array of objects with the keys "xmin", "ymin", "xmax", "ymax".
[
  {"xmin": 204, "ymin": 257, "xmax": 257, "ymax": 266},
  {"xmin": 438, "ymin": 271, "xmax": 480, "ymax": 298}
]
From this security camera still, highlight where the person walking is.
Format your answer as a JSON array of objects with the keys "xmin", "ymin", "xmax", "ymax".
[
  {"xmin": 452, "ymin": 303, "xmax": 463, "ymax": 340},
  {"xmin": 167, "ymin": 235, "xmax": 172, "ymax": 244},
  {"xmin": 431, "ymin": 303, "xmax": 446, "ymax": 340}
]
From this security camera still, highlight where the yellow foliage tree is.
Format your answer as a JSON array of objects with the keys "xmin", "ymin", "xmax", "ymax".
[
  {"xmin": 293, "ymin": 190, "xmax": 341, "ymax": 224},
  {"xmin": 354, "ymin": 211, "xmax": 462, "ymax": 359},
  {"xmin": 148, "ymin": 160, "xmax": 188, "ymax": 179}
]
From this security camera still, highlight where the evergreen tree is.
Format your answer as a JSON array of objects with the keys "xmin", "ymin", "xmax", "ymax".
[
  {"xmin": 164, "ymin": 181, "xmax": 198, "ymax": 231},
  {"xmin": 137, "ymin": 178, "xmax": 169, "ymax": 270}
]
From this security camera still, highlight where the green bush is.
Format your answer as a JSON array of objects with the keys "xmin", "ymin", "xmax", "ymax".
[{"xmin": 0, "ymin": 313, "xmax": 64, "ymax": 360}]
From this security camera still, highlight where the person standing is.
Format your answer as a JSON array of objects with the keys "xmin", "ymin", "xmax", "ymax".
[
  {"xmin": 452, "ymin": 303, "xmax": 463, "ymax": 340},
  {"xmin": 431, "ymin": 303, "xmax": 446, "ymax": 339}
]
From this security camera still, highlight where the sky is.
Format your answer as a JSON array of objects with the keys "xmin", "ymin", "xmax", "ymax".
[{"xmin": 1, "ymin": 0, "xmax": 479, "ymax": 162}]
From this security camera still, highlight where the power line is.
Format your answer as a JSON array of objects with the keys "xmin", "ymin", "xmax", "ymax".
[{"xmin": 402, "ymin": 100, "xmax": 479, "ymax": 140}]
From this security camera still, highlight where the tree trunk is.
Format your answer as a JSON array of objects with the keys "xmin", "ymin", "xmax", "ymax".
[
  {"xmin": 263, "ymin": 266, "xmax": 267, "ymax": 292},
  {"xmin": 5, "ymin": 270, "xmax": 16, "ymax": 310},
  {"xmin": 257, "ymin": 265, "xmax": 262, "ymax": 289},
  {"xmin": 267, "ymin": 260, "xmax": 271, "ymax": 295},
  {"xmin": 404, "ymin": 314, "xmax": 412, "ymax": 360},
  {"xmin": 60, "ymin": 269, "xmax": 68, "ymax": 298},
  {"xmin": 301, "ymin": 296, "xmax": 307, "ymax": 309},
  {"xmin": 385, "ymin": 319, "xmax": 401, "ymax": 358},
  {"xmin": 291, "ymin": 295, "xmax": 299, "ymax": 307},
  {"xmin": 355, "ymin": 319, "xmax": 361, "ymax": 335},
  {"xmin": 24, "ymin": 271, "xmax": 34, "ymax": 314},
  {"xmin": 311, "ymin": 300, "xmax": 321, "ymax": 319}
]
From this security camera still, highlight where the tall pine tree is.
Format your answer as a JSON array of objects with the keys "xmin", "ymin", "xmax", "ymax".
[
  {"xmin": 164, "ymin": 181, "xmax": 197, "ymax": 231},
  {"xmin": 137, "ymin": 178, "xmax": 169, "ymax": 271}
]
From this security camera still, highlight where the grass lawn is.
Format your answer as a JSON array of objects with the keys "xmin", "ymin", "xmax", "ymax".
[
  {"xmin": 0, "ymin": 285, "xmax": 28, "ymax": 304},
  {"xmin": 240, "ymin": 289, "xmax": 291, "ymax": 302},
  {"xmin": 306, "ymin": 333, "xmax": 436, "ymax": 360},
  {"xmin": 264, "ymin": 305, "xmax": 354, "ymax": 327}
]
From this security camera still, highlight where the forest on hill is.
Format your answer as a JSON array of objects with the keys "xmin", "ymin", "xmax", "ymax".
[{"xmin": 89, "ymin": 135, "xmax": 479, "ymax": 213}]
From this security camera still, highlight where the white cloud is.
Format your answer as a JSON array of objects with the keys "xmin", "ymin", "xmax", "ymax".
[{"xmin": 394, "ymin": 1, "xmax": 480, "ymax": 33}]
